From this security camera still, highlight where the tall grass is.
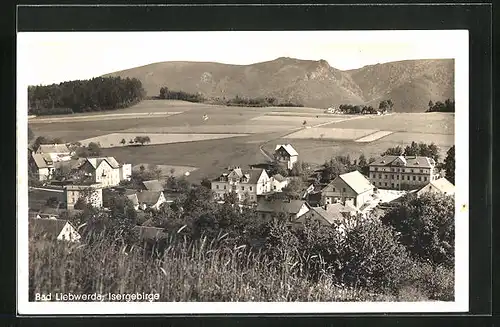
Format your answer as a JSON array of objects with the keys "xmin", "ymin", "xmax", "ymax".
[{"xmin": 29, "ymin": 232, "xmax": 401, "ymax": 302}]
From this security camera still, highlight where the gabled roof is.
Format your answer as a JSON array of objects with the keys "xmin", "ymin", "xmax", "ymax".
[
  {"xmin": 274, "ymin": 144, "xmax": 299, "ymax": 156},
  {"xmin": 86, "ymin": 157, "xmax": 121, "ymax": 170},
  {"xmin": 132, "ymin": 226, "xmax": 168, "ymax": 241},
  {"xmin": 29, "ymin": 218, "xmax": 71, "ymax": 238},
  {"xmin": 37, "ymin": 144, "xmax": 70, "ymax": 154},
  {"xmin": 242, "ymin": 169, "xmax": 266, "ymax": 184},
  {"xmin": 272, "ymin": 174, "xmax": 287, "ymax": 182},
  {"xmin": 308, "ymin": 207, "xmax": 343, "ymax": 225},
  {"xmin": 142, "ymin": 180, "xmax": 164, "ymax": 192},
  {"xmin": 137, "ymin": 191, "xmax": 163, "ymax": 205},
  {"xmin": 370, "ymin": 155, "xmax": 435, "ymax": 168},
  {"xmin": 428, "ymin": 177, "xmax": 455, "ymax": 194},
  {"xmin": 323, "ymin": 170, "xmax": 374, "ymax": 195},
  {"xmin": 31, "ymin": 153, "xmax": 52, "ymax": 168},
  {"xmin": 256, "ymin": 199, "xmax": 308, "ymax": 214}
]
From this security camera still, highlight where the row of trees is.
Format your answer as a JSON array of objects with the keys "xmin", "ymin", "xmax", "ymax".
[
  {"xmin": 337, "ymin": 99, "xmax": 394, "ymax": 115},
  {"xmin": 158, "ymin": 87, "xmax": 205, "ymax": 103},
  {"xmin": 28, "ymin": 77, "xmax": 146, "ymax": 115},
  {"xmin": 381, "ymin": 141, "xmax": 441, "ymax": 163},
  {"xmin": 427, "ymin": 99, "xmax": 455, "ymax": 112},
  {"xmin": 119, "ymin": 136, "xmax": 151, "ymax": 146}
]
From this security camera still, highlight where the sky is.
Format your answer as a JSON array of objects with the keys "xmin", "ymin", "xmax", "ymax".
[{"xmin": 18, "ymin": 30, "xmax": 467, "ymax": 86}]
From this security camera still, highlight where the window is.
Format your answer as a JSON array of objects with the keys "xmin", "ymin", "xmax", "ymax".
[
  {"xmin": 424, "ymin": 177, "xmax": 427, "ymax": 181},
  {"xmin": 342, "ymin": 188, "xmax": 346, "ymax": 192},
  {"xmin": 385, "ymin": 175, "xmax": 388, "ymax": 179},
  {"xmin": 420, "ymin": 169, "xmax": 423, "ymax": 173},
  {"xmin": 418, "ymin": 176, "xmax": 422, "ymax": 181},
  {"xmin": 224, "ymin": 185, "xmax": 227, "ymax": 190},
  {"xmin": 242, "ymin": 186, "xmax": 245, "ymax": 191},
  {"xmin": 250, "ymin": 186, "xmax": 253, "ymax": 191},
  {"xmin": 407, "ymin": 176, "xmax": 410, "ymax": 181},
  {"xmin": 391, "ymin": 175, "xmax": 394, "ymax": 179},
  {"xmin": 375, "ymin": 167, "xmax": 378, "ymax": 171},
  {"xmin": 391, "ymin": 168, "xmax": 394, "ymax": 172},
  {"xmin": 273, "ymin": 186, "xmax": 277, "ymax": 190},
  {"xmin": 396, "ymin": 175, "xmax": 399, "ymax": 180},
  {"xmin": 413, "ymin": 176, "xmax": 416, "ymax": 181},
  {"xmin": 379, "ymin": 174, "xmax": 382, "ymax": 179},
  {"xmin": 332, "ymin": 187, "xmax": 336, "ymax": 192},
  {"xmin": 384, "ymin": 182, "xmax": 387, "ymax": 186},
  {"xmin": 216, "ymin": 185, "xmax": 219, "ymax": 189},
  {"xmin": 391, "ymin": 183, "xmax": 394, "ymax": 188}
]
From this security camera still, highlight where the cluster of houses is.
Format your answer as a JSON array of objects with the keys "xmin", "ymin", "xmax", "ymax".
[
  {"xmin": 28, "ymin": 142, "xmax": 455, "ymax": 244},
  {"xmin": 28, "ymin": 143, "xmax": 174, "ymax": 242}
]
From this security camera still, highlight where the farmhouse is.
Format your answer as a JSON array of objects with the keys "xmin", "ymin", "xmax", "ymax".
[
  {"xmin": 35, "ymin": 143, "xmax": 72, "ymax": 162},
  {"xmin": 417, "ymin": 177, "xmax": 455, "ymax": 197},
  {"xmin": 75, "ymin": 157, "xmax": 132, "ymax": 188},
  {"xmin": 321, "ymin": 171, "xmax": 375, "ymax": 209},
  {"xmin": 31, "ymin": 153, "xmax": 56, "ymax": 181},
  {"xmin": 64, "ymin": 183, "xmax": 103, "ymax": 210},
  {"xmin": 29, "ymin": 217, "xmax": 81, "ymax": 242},
  {"xmin": 270, "ymin": 174, "xmax": 289, "ymax": 192},
  {"xmin": 369, "ymin": 155, "xmax": 439, "ymax": 190},
  {"xmin": 274, "ymin": 144, "xmax": 299, "ymax": 170},
  {"xmin": 256, "ymin": 199, "xmax": 310, "ymax": 222},
  {"xmin": 211, "ymin": 167, "xmax": 271, "ymax": 203},
  {"xmin": 137, "ymin": 191, "xmax": 166, "ymax": 210}
]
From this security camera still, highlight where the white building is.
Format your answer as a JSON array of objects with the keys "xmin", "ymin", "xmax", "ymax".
[
  {"xmin": 76, "ymin": 157, "xmax": 131, "ymax": 188},
  {"xmin": 211, "ymin": 167, "xmax": 271, "ymax": 203},
  {"xmin": 31, "ymin": 153, "xmax": 56, "ymax": 181},
  {"xmin": 270, "ymin": 174, "xmax": 289, "ymax": 192},
  {"xmin": 321, "ymin": 170, "xmax": 375, "ymax": 209}
]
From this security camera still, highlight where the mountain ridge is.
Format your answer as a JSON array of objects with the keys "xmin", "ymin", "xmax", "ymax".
[{"xmin": 103, "ymin": 57, "xmax": 454, "ymax": 112}]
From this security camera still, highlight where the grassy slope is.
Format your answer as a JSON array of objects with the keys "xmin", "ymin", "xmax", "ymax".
[
  {"xmin": 29, "ymin": 234, "xmax": 413, "ymax": 302},
  {"xmin": 103, "ymin": 57, "xmax": 454, "ymax": 112}
]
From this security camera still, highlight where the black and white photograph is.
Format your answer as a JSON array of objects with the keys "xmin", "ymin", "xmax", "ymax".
[{"xmin": 17, "ymin": 29, "xmax": 469, "ymax": 314}]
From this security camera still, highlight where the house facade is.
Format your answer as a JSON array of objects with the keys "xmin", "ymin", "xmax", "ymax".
[
  {"xmin": 274, "ymin": 144, "xmax": 299, "ymax": 170},
  {"xmin": 31, "ymin": 153, "xmax": 56, "ymax": 181},
  {"xmin": 270, "ymin": 174, "xmax": 289, "ymax": 192},
  {"xmin": 35, "ymin": 144, "xmax": 72, "ymax": 162},
  {"xmin": 211, "ymin": 167, "xmax": 271, "ymax": 203},
  {"xmin": 64, "ymin": 183, "xmax": 103, "ymax": 209},
  {"xmin": 417, "ymin": 177, "xmax": 455, "ymax": 197},
  {"xmin": 76, "ymin": 157, "xmax": 131, "ymax": 188},
  {"xmin": 29, "ymin": 218, "xmax": 81, "ymax": 242},
  {"xmin": 368, "ymin": 155, "xmax": 439, "ymax": 190},
  {"xmin": 321, "ymin": 171, "xmax": 375, "ymax": 209}
]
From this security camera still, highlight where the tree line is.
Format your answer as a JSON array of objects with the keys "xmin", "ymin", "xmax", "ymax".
[
  {"xmin": 28, "ymin": 76, "xmax": 146, "ymax": 115},
  {"xmin": 337, "ymin": 99, "xmax": 394, "ymax": 114},
  {"xmin": 158, "ymin": 87, "xmax": 205, "ymax": 103},
  {"xmin": 427, "ymin": 99, "xmax": 455, "ymax": 112}
]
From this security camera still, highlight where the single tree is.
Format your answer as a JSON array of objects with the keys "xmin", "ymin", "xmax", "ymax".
[
  {"xmin": 120, "ymin": 138, "xmax": 126, "ymax": 145},
  {"xmin": 87, "ymin": 142, "xmax": 101, "ymax": 157}
]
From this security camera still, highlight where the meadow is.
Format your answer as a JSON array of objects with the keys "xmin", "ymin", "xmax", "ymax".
[{"xmin": 29, "ymin": 100, "xmax": 455, "ymax": 181}]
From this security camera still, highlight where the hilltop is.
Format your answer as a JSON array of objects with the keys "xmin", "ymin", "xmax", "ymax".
[{"xmin": 103, "ymin": 57, "xmax": 454, "ymax": 113}]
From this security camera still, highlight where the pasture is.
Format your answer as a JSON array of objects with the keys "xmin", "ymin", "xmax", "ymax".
[
  {"xmin": 331, "ymin": 112, "xmax": 455, "ymax": 134},
  {"xmin": 28, "ymin": 100, "xmax": 456, "ymax": 181},
  {"xmin": 132, "ymin": 164, "xmax": 198, "ymax": 179},
  {"xmin": 79, "ymin": 132, "xmax": 249, "ymax": 148}
]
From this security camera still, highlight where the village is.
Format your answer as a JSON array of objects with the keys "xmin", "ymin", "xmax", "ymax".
[{"xmin": 27, "ymin": 139, "xmax": 455, "ymax": 244}]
